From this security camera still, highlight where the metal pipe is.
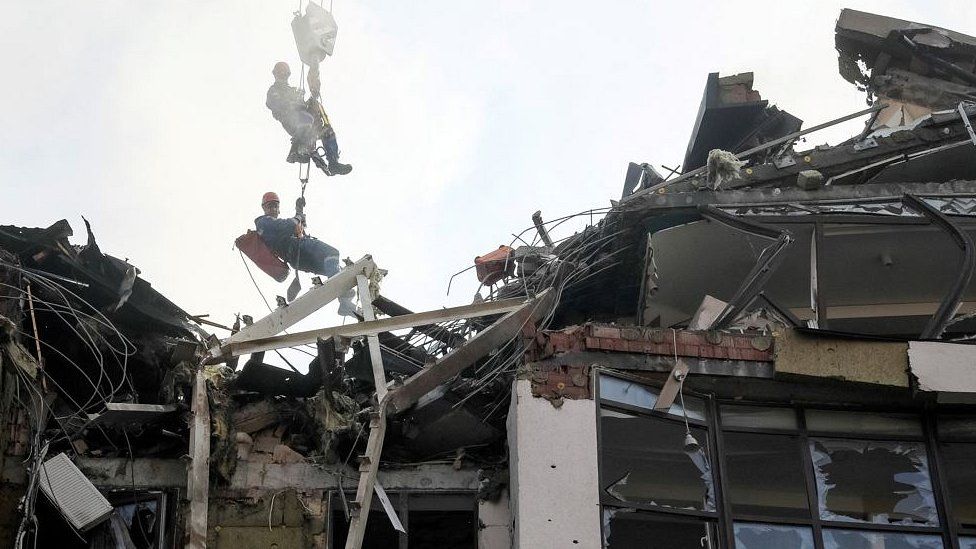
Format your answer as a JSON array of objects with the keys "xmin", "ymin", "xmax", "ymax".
[{"xmin": 633, "ymin": 104, "xmax": 885, "ymax": 198}]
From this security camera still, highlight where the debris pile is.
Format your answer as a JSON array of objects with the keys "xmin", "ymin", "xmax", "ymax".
[{"xmin": 4, "ymin": 7, "xmax": 976, "ymax": 549}]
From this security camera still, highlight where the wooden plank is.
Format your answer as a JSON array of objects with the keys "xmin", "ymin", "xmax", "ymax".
[
  {"xmin": 222, "ymin": 255, "xmax": 375, "ymax": 345},
  {"xmin": 212, "ymin": 297, "xmax": 527, "ymax": 362},
  {"xmin": 185, "ymin": 370, "xmax": 210, "ymax": 549},
  {"xmin": 387, "ymin": 290, "xmax": 554, "ymax": 415}
]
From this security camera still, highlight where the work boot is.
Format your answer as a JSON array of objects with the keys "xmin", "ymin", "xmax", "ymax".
[
  {"xmin": 328, "ymin": 161, "xmax": 352, "ymax": 176},
  {"xmin": 337, "ymin": 289, "xmax": 360, "ymax": 318}
]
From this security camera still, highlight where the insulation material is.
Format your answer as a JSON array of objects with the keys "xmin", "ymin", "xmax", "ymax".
[
  {"xmin": 908, "ymin": 340, "xmax": 976, "ymax": 402},
  {"xmin": 809, "ymin": 438, "xmax": 938, "ymax": 526},
  {"xmin": 705, "ymin": 149, "xmax": 746, "ymax": 189}
]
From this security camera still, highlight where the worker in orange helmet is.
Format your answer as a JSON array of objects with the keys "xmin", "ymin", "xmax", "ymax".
[
  {"xmin": 255, "ymin": 191, "xmax": 357, "ymax": 316},
  {"xmin": 266, "ymin": 61, "xmax": 352, "ymax": 176}
]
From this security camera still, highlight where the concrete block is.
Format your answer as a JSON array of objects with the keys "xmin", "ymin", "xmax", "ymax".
[{"xmin": 797, "ymin": 169, "xmax": 824, "ymax": 190}]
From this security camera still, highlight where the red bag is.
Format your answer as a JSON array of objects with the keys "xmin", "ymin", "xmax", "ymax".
[
  {"xmin": 475, "ymin": 245, "xmax": 515, "ymax": 285},
  {"xmin": 235, "ymin": 230, "xmax": 290, "ymax": 283}
]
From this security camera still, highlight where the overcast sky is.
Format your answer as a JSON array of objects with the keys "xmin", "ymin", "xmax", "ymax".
[{"xmin": 2, "ymin": 1, "xmax": 975, "ymax": 357}]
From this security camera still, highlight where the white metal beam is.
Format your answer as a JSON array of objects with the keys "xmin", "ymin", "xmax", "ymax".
[
  {"xmin": 357, "ymin": 274, "xmax": 388, "ymax": 400},
  {"xmin": 222, "ymin": 255, "xmax": 376, "ymax": 346},
  {"xmin": 185, "ymin": 370, "xmax": 210, "ymax": 549},
  {"xmin": 208, "ymin": 297, "xmax": 526, "ymax": 362}
]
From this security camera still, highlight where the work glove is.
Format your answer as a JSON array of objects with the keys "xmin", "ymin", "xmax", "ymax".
[{"xmin": 296, "ymin": 196, "xmax": 306, "ymax": 213}]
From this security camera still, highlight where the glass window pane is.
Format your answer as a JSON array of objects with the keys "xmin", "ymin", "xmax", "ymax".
[
  {"xmin": 938, "ymin": 442, "xmax": 976, "ymax": 528},
  {"xmin": 805, "ymin": 410, "xmax": 922, "ymax": 437},
  {"xmin": 721, "ymin": 404, "xmax": 798, "ymax": 430},
  {"xmin": 725, "ymin": 432, "xmax": 809, "ymax": 517},
  {"xmin": 960, "ymin": 537, "xmax": 976, "ymax": 549},
  {"xmin": 734, "ymin": 523, "xmax": 814, "ymax": 549},
  {"xmin": 599, "ymin": 375, "xmax": 706, "ymax": 421},
  {"xmin": 937, "ymin": 415, "xmax": 976, "ymax": 440},
  {"xmin": 603, "ymin": 508, "xmax": 719, "ymax": 549},
  {"xmin": 810, "ymin": 438, "xmax": 938, "ymax": 526},
  {"xmin": 822, "ymin": 529, "xmax": 943, "ymax": 549},
  {"xmin": 600, "ymin": 409, "xmax": 715, "ymax": 512}
]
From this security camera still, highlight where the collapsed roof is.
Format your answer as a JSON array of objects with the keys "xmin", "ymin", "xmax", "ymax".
[{"xmin": 4, "ymin": 7, "xmax": 976, "ymax": 549}]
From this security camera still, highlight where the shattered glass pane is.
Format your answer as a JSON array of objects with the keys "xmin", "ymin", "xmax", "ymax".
[
  {"xmin": 809, "ymin": 438, "xmax": 938, "ymax": 526},
  {"xmin": 822, "ymin": 529, "xmax": 943, "ymax": 549},
  {"xmin": 721, "ymin": 404, "xmax": 798, "ymax": 430},
  {"xmin": 725, "ymin": 432, "xmax": 809, "ymax": 517},
  {"xmin": 937, "ymin": 442, "xmax": 976, "ymax": 528},
  {"xmin": 733, "ymin": 523, "xmax": 814, "ymax": 549},
  {"xmin": 603, "ymin": 507, "xmax": 719, "ymax": 549},
  {"xmin": 599, "ymin": 374, "xmax": 706, "ymax": 421},
  {"xmin": 805, "ymin": 410, "xmax": 922, "ymax": 437},
  {"xmin": 960, "ymin": 537, "xmax": 976, "ymax": 549},
  {"xmin": 600, "ymin": 409, "xmax": 715, "ymax": 512}
]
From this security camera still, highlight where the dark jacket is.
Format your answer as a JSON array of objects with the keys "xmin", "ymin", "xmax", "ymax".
[
  {"xmin": 264, "ymin": 82, "xmax": 306, "ymax": 124},
  {"xmin": 254, "ymin": 215, "xmax": 299, "ymax": 259}
]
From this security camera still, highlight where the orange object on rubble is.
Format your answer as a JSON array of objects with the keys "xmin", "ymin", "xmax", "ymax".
[
  {"xmin": 475, "ymin": 245, "xmax": 515, "ymax": 285},
  {"xmin": 236, "ymin": 230, "xmax": 290, "ymax": 282}
]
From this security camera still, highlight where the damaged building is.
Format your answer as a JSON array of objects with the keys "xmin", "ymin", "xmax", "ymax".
[{"xmin": 4, "ymin": 7, "xmax": 976, "ymax": 549}]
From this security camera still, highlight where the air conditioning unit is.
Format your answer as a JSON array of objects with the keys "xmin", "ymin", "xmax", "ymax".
[{"xmin": 38, "ymin": 453, "xmax": 113, "ymax": 531}]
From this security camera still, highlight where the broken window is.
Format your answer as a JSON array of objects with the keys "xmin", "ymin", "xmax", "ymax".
[
  {"xmin": 330, "ymin": 493, "xmax": 476, "ymax": 549},
  {"xmin": 599, "ymin": 374, "xmax": 706, "ymax": 421},
  {"xmin": 724, "ymin": 432, "xmax": 809, "ymax": 517},
  {"xmin": 720, "ymin": 404, "xmax": 797, "ymax": 430},
  {"xmin": 600, "ymin": 409, "xmax": 715, "ymax": 512},
  {"xmin": 821, "ymin": 529, "xmax": 943, "ymax": 548},
  {"xmin": 603, "ymin": 508, "xmax": 719, "ymax": 549},
  {"xmin": 734, "ymin": 522, "xmax": 814, "ymax": 549},
  {"xmin": 809, "ymin": 438, "xmax": 938, "ymax": 526},
  {"xmin": 805, "ymin": 410, "xmax": 923, "ymax": 437},
  {"xmin": 936, "ymin": 442, "xmax": 976, "ymax": 529}
]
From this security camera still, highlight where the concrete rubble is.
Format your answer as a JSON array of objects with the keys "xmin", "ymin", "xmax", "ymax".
[{"xmin": 4, "ymin": 7, "xmax": 976, "ymax": 549}]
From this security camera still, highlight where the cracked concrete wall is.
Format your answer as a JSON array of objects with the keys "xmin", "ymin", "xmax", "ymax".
[{"xmin": 508, "ymin": 379, "xmax": 600, "ymax": 549}]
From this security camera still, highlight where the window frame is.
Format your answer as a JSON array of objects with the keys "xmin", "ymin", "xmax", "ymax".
[{"xmin": 595, "ymin": 371, "xmax": 963, "ymax": 549}]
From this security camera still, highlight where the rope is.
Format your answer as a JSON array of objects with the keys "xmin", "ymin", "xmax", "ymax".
[
  {"xmin": 237, "ymin": 251, "xmax": 315, "ymax": 367},
  {"xmin": 239, "ymin": 251, "xmax": 275, "ymax": 314}
]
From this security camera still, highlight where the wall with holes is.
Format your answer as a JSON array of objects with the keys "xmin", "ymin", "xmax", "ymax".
[{"xmin": 508, "ymin": 380, "xmax": 600, "ymax": 549}]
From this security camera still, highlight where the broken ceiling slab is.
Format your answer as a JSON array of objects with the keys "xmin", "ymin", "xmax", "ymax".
[
  {"xmin": 836, "ymin": 9, "xmax": 976, "ymax": 112},
  {"xmin": 908, "ymin": 340, "xmax": 976, "ymax": 403},
  {"xmin": 836, "ymin": 9, "xmax": 976, "ymax": 74},
  {"xmin": 682, "ymin": 72, "xmax": 802, "ymax": 172},
  {"xmin": 774, "ymin": 329, "xmax": 909, "ymax": 387},
  {"xmin": 86, "ymin": 403, "xmax": 177, "ymax": 427}
]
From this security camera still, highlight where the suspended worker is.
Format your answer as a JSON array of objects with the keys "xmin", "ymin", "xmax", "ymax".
[
  {"xmin": 255, "ymin": 191, "xmax": 358, "ymax": 316},
  {"xmin": 266, "ymin": 61, "xmax": 352, "ymax": 176}
]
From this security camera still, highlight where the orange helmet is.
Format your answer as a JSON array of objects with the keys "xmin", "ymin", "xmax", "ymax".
[
  {"xmin": 272, "ymin": 62, "xmax": 290, "ymax": 79},
  {"xmin": 262, "ymin": 192, "xmax": 280, "ymax": 206}
]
